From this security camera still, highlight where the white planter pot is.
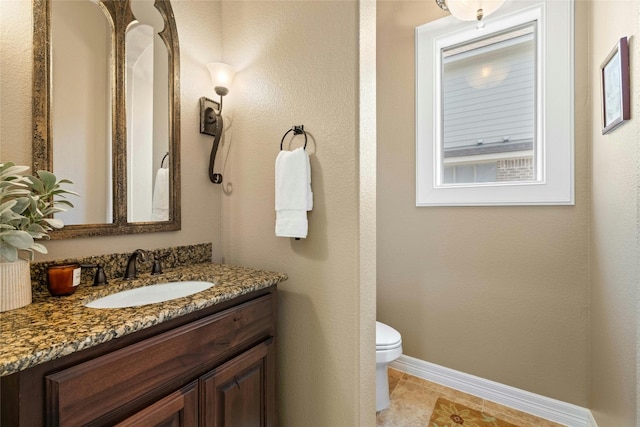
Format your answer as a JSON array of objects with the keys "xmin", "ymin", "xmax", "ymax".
[{"xmin": 0, "ymin": 259, "xmax": 32, "ymax": 312}]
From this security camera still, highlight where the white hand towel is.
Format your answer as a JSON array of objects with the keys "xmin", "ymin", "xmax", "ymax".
[
  {"xmin": 151, "ymin": 168, "xmax": 169, "ymax": 221},
  {"xmin": 275, "ymin": 147, "xmax": 313, "ymax": 238}
]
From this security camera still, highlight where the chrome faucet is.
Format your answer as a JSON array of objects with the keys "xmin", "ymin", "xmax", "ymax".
[{"xmin": 123, "ymin": 249, "xmax": 149, "ymax": 280}]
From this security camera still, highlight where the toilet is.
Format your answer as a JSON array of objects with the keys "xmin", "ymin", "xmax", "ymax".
[{"xmin": 376, "ymin": 321, "xmax": 402, "ymax": 412}]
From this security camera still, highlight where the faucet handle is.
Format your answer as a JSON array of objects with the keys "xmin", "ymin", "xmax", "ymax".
[
  {"xmin": 150, "ymin": 253, "xmax": 169, "ymax": 275},
  {"xmin": 81, "ymin": 264, "xmax": 108, "ymax": 286}
]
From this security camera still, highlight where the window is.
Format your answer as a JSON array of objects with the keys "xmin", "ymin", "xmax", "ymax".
[
  {"xmin": 416, "ymin": 2, "xmax": 574, "ymax": 206},
  {"xmin": 442, "ymin": 23, "xmax": 536, "ymax": 185}
]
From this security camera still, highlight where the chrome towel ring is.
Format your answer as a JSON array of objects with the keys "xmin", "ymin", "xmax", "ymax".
[{"xmin": 280, "ymin": 125, "xmax": 307, "ymax": 151}]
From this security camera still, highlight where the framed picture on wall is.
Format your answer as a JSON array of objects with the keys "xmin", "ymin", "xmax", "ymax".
[{"xmin": 600, "ymin": 36, "xmax": 630, "ymax": 135}]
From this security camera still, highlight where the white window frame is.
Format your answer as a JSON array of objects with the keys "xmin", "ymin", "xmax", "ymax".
[{"xmin": 416, "ymin": 1, "xmax": 574, "ymax": 206}]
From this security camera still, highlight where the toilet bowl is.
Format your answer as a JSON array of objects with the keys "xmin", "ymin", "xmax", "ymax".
[{"xmin": 376, "ymin": 321, "xmax": 402, "ymax": 412}]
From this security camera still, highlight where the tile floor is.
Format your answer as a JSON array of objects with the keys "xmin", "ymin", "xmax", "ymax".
[{"xmin": 376, "ymin": 368, "xmax": 566, "ymax": 427}]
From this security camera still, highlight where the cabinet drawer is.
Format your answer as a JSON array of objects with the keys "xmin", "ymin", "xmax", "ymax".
[{"xmin": 45, "ymin": 294, "xmax": 273, "ymax": 427}]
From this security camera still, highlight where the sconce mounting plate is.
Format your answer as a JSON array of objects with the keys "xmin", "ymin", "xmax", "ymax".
[{"xmin": 199, "ymin": 97, "xmax": 220, "ymax": 136}]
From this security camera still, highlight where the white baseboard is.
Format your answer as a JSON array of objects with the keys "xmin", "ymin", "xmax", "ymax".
[{"xmin": 391, "ymin": 355, "xmax": 596, "ymax": 427}]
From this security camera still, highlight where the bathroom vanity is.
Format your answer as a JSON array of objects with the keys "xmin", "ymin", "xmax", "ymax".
[{"xmin": 0, "ymin": 262, "xmax": 286, "ymax": 426}]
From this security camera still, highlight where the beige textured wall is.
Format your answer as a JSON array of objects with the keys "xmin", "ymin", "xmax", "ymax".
[
  {"xmin": 359, "ymin": 0, "xmax": 378, "ymax": 422},
  {"xmin": 588, "ymin": 0, "xmax": 639, "ymax": 425},
  {"xmin": 219, "ymin": 1, "xmax": 375, "ymax": 425},
  {"xmin": 377, "ymin": 0, "xmax": 590, "ymax": 405},
  {"xmin": 1, "ymin": 1, "xmax": 375, "ymax": 423},
  {"xmin": 0, "ymin": 1, "xmax": 224, "ymax": 262}
]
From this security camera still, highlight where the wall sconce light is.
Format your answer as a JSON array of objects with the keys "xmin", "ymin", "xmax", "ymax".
[
  {"xmin": 435, "ymin": 0, "xmax": 506, "ymax": 23},
  {"xmin": 199, "ymin": 62, "xmax": 236, "ymax": 184}
]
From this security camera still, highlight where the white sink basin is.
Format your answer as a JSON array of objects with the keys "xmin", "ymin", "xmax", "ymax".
[{"xmin": 85, "ymin": 281, "xmax": 215, "ymax": 309}]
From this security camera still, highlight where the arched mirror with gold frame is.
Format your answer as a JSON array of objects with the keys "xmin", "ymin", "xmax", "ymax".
[{"xmin": 32, "ymin": 0, "xmax": 181, "ymax": 239}]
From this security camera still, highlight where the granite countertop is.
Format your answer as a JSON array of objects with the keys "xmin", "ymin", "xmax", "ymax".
[{"xmin": 0, "ymin": 263, "xmax": 287, "ymax": 377}]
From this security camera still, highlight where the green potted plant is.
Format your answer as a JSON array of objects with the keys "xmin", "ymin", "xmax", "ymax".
[{"xmin": 0, "ymin": 162, "xmax": 76, "ymax": 311}]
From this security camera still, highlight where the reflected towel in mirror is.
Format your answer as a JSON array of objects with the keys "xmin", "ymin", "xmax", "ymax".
[{"xmin": 151, "ymin": 168, "xmax": 169, "ymax": 221}]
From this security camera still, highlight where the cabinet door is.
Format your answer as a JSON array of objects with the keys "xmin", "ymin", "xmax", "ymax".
[
  {"xmin": 200, "ymin": 339, "xmax": 275, "ymax": 427},
  {"xmin": 115, "ymin": 381, "xmax": 198, "ymax": 427}
]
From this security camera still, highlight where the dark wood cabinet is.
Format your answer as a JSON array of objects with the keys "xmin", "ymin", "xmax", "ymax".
[{"xmin": 1, "ymin": 286, "xmax": 277, "ymax": 427}]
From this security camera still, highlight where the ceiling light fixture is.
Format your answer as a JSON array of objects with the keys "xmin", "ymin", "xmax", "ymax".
[{"xmin": 435, "ymin": 0, "xmax": 506, "ymax": 22}]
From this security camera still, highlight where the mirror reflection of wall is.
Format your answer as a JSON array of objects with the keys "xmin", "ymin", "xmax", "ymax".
[
  {"xmin": 127, "ymin": 0, "xmax": 169, "ymax": 223},
  {"xmin": 52, "ymin": 0, "xmax": 112, "ymax": 225},
  {"xmin": 126, "ymin": 23, "xmax": 155, "ymax": 222}
]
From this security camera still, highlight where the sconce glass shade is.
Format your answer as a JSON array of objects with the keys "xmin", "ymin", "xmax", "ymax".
[
  {"xmin": 444, "ymin": 0, "xmax": 506, "ymax": 21},
  {"xmin": 206, "ymin": 62, "xmax": 236, "ymax": 96}
]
